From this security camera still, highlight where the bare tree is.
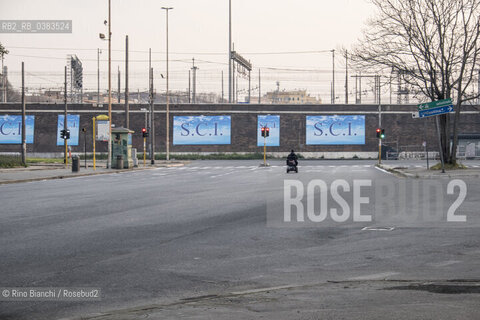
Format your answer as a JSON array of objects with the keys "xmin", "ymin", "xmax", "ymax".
[
  {"xmin": 0, "ymin": 43, "xmax": 7, "ymax": 60},
  {"xmin": 349, "ymin": 0, "xmax": 480, "ymax": 165}
]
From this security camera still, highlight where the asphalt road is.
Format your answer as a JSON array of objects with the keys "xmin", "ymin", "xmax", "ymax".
[{"xmin": 1, "ymin": 160, "xmax": 479, "ymax": 319}]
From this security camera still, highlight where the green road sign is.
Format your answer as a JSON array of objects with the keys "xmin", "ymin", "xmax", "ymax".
[{"xmin": 417, "ymin": 99, "xmax": 453, "ymax": 111}]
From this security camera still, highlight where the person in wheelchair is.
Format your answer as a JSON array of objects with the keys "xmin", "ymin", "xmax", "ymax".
[{"xmin": 286, "ymin": 149, "xmax": 298, "ymax": 167}]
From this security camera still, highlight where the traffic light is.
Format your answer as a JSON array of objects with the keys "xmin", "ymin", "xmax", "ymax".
[
  {"xmin": 376, "ymin": 128, "xmax": 381, "ymax": 138},
  {"xmin": 142, "ymin": 128, "xmax": 149, "ymax": 138},
  {"xmin": 261, "ymin": 126, "xmax": 270, "ymax": 137},
  {"xmin": 380, "ymin": 128, "xmax": 385, "ymax": 139},
  {"xmin": 60, "ymin": 129, "xmax": 70, "ymax": 139}
]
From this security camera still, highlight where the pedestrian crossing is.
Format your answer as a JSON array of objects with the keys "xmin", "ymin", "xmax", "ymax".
[
  {"xmin": 148, "ymin": 164, "xmax": 375, "ymax": 177},
  {"xmin": 158, "ymin": 164, "xmax": 373, "ymax": 171}
]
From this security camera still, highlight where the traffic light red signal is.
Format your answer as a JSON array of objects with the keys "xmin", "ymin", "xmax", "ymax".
[
  {"xmin": 376, "ymin": 128, "xmax": 385, "ymax": 139},
  {"xmin": 261, "ymin": 126, "xmax": 270, "ymax": 137},
  {"xmin": 142, "ymin": 128, "xmax": 149, "ymax": 138}
]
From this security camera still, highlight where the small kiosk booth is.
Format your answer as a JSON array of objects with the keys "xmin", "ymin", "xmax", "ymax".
[{"xmin": 111, "ymin": 127, "xmax": 134, "ymax": 169}]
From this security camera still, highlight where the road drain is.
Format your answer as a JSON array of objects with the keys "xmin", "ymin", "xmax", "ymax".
[
  {"xmin": 362, "ymin": 226, "xmax": 395, "ymax": 231},
  {"xmin": 385, "ymin": 284, "xmax": 480, "ymax": 294}
]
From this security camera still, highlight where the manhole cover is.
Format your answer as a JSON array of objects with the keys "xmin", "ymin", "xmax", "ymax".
[{"xmin": 362, "ymin": 226, "xmax": 395, "ymax": 231}]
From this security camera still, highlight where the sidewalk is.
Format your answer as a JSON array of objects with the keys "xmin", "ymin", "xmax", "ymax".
[
  {"xmin": 0, "ymin": 160, "xmax": 188, "ymax": 185},
  {"xmin": 379, "ymin": 163, "xmax": 480, "ymax": 179}
]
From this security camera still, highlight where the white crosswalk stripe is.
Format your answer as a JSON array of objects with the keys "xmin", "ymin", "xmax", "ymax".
[{"xmin": 149, "ymin": 164, "xmax": 381, "ymax": 175}]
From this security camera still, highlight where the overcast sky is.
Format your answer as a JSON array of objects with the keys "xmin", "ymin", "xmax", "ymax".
[{"xmin": 0, "ymin": 0, "xmax": 375, "ymax": 102}]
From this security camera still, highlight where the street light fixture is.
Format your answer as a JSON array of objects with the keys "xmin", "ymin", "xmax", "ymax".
[{"xmin": 162, "ymin": 6, "xmax": 173, "ymax": 161}]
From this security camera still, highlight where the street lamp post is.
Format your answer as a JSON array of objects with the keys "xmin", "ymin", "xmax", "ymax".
[
  {"xmin": 97, "ymin": 3, "xmax": 113, "ymax": 168},
  {"xmin": 228, "ymin": 0, "xmax": 232, "ymax": 103},
  {"xmin": 107, "ymin": 0, "xmax": 112, "ymax": 169},
  {"xmin": 97, "ymin": 48, "xmax": 102, "ymax": 106},
  {"xmin": 162, "ymin": 7, "xmax": 173, "ymax": 161}
]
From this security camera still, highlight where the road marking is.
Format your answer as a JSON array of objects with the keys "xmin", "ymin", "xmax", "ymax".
[
  {"xmin": 374, "ymin": 166, "xmax": 392, "ymax": 175},
  {"xmin": 362, "ymin": 226, "xmax": 395, "ymax": 231},
  {"xmin": 230, "ymin": 285, "xmax": 299, "ymax": 295},
  {"xmin": 210, "ymin": 171, "xmax": 236, "ymax": 178},
  {"xmin": 427, "ymin": 260, "xmax": 461, "ymax": 267},
  {"xmin": 349, "ymin": 272, "xmax": 399, "ymax": 281}
]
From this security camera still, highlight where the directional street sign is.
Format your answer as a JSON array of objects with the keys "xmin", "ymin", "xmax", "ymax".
[
  {"xmin": 418, "ymin": 99, "xmax": 453, "ymax": 111},
  {"xmin": 418, "ymin": 105, "xmax": 454, "ymax": 118},
  {"xmin": 417, "ymin": 99, "xmax": 454, "ymax": 118}
]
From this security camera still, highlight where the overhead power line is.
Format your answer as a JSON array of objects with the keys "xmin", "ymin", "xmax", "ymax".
[{"xmin": 7, "ymin": 46, "xmax": 333, "ymax": 56}]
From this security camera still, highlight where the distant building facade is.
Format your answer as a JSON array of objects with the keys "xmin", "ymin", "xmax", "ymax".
[{"xmin": 264, "ymin": 89, "xmax": 320, "ymax": 104}]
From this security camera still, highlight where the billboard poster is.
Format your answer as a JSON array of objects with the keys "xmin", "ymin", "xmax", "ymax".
[
  {"xmin": 56, "ymin": 114, "xmax": 80, "ymax": 146},
  {"xmin": 0, "ymin": 115, "xmax": 35, "ymax": 144},
  {"xmin": 257, "ymin": 115, "xmax": 280, "ymax": 147},
  {"xmin": 96, "ymin": 120, "xmax": 110, "ymax": 142},
  {"xmin": 306, "ymin": 115, "xmax": 365, "ymax": 145},
  {"xmin": 173, "ymin": 116, "xmax": 231, "ymax": 145}
]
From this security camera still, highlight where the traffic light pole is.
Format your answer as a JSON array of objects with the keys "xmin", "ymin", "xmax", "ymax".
[
  {"xmin": 64, "ymin": 65, "xmax": 68, "ymax": 167},
  {"xmin": 378, "ymin": 75, "xmax": 382, "ymax": 165},
  {"xmin": 263, "ymin": 136, "xmax": 266, "ymax": 166},
  {"xmin": 83, "ymin": 128, "xmax": 87, "ymax": 168},
  {"xmin": 143, "ymin": 137, "xmax": 146, "ymax": 167},
  {"xmin": 378, "ymin": 139, "xmax": 381, "ymax": 165},
  {"xmin": 92, "ymin": 117, "xmax": 96, "ymax": 170}
]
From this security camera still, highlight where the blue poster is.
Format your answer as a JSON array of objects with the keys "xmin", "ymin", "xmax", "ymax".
[
  {"xmin": 257, "ymin": 115, "xmax": 280, "ymax": 147},
  {"xmin": 173, "ymin": 116, "xmax": 231, "ymax": 145},
  {"xmin": 57, "ymin": 114, "xmax": 80, "ymax": 146},
  {"xmin": 306, "ymin": 115, "xmax": 365, "ymax": 145},
  {"xmin": 0, "ymin": 115, "xmax": 35, "ymax": 144}
]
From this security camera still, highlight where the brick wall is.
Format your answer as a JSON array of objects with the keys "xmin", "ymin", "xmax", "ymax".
[{"xmin": 0, "ymin": 103, "xmax": 479, "ymax": 155}]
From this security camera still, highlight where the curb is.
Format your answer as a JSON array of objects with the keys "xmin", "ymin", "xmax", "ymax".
[
  {"xmin": 0, "ymin": 163, "xmax": 186, "ymax": 185},
  {"xmin": 376, "ymin": 164, "xmax": 411, "ymax": 178},
  {"xmin": 377, "ymin": 164, "xmax": 480, "ymax": 179}
]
